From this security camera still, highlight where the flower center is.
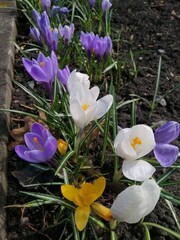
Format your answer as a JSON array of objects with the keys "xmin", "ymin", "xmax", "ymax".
[
  {"xmin": 40, "ymin": 61, "xmax": 45, "ymax": 67},
  {"xmin": 131, "ymin": 137, "xmax": 142, "ymax": 149},
  {"xmin": 33, "ymin": 137, "xmax": 44, "ymax": 151},
  {"xmin": 82, "ymin": 104, "xmax": 89, "ymax": 111}
]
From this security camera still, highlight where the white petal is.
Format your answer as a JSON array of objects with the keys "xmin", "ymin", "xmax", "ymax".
[
  {"xmin": 115, "ymin": 138, "xmax": 137, "ymax": 160},
  {"xmin": 130, "ymin": 124, "xmax": 156, "ymax": 159},
  {"xmin": 88, "ymin": 86, "xmax": 99, "ymax": 102},
  {"xmin": 122, "ymin": 160, "xmax": 156, "ymax": 181},
  {"xmin": 67, "ymin": 70, "xmax": 90, "ymax": 92},
  {"xmin": 93, "ymin": 94, "xmax": 113, "ymax": 119},
  {"xmin": 110, "ymin": 179, "xmax": 160, "ymax": 223},
  {"xmin": 70, "ymin": 101, "xmax": 86, "ymax": 129}
]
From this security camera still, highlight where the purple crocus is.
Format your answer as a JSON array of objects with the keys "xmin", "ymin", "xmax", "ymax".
[
  {"xmin": 30, "ymin": 27, "xmax": 42, "ymax": 45},
  {"xmin": 40, "ymin": 0, "xmax": 51, "ymax": 14},
  {"xmin": 80, "ymin": 31, "xmax": 112, "ymax": 61},
  {"xmin": 22, "ymin": 51, "xmax": 58, "ymax": 101},
  {"xmin": 58, "ymin": 24, "xmax": 75, "ymax": 45},
  {"xmin": 44, "ymin": 27, "xmax": 59, "ymax": 52},
  {"xmin": 154, "ymin": 121, "xmax": 180, "ymax": 167},
  {"xmin": 32, "ymin": 9, "xmax": 41, "ymax": 25},
  {"xmin": 57, "ymin": 65, "xmax": 71, "ymax": 89},
  {"xmin": 88, "ymin": 0, "xmax": 96, "ymax": 8},
  {"xmin": 15, "ymin": 122, "xmax": 57, "ymax": 163},
  {"xmin": 102, "ymin": 0, "xmax": 112, "ymax": 12}
]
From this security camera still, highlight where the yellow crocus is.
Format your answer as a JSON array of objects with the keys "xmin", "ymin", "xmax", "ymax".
[
  {"xmin": 61, "ymin": 176, "xmax": 112, "ymax": 231},
  {"xmin": 57, "ymin": 139, "xmax": 68, "ymax": 155}
]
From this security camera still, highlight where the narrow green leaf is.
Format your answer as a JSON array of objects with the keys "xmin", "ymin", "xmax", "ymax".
[{"xmin": 55, "ymin": 151, "xmax": 75, "ymax": 176}]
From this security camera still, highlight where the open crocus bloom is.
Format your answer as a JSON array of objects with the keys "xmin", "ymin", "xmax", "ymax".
[
  {"xmin": 110, "ymin": 179, "xmax": 161, "ymax": 224},
  {"xmin": 15, "ymin": 122, "xmax": 57, "ymax": 163},
  {"xmin": 68, "ymin": 79, "xmax": 113, "ymax": 129},
  {"xmin": 114, "ymin": 125, "xmax": 156, "ymax": 181},
  {"xmin": 154, "ymin": 121, "xmax": 180, "ymax": 167},
  {"xmin": 61, "ymin": 177, "xmax": 112, "ymax": 231},
  {"xmin": 22, "ymin": 51, "xmax": 58, "ymax": 101}
]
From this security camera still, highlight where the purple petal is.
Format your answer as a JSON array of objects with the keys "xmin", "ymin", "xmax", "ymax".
[
  {"xmin": 24, "ymin": 150, "xmax": 49, "ymax": 163},
  {"xmin": 44, "ymin": 136, "xmax": 57, "ymax": 159},
  {"xmin": 15, "ymin": 145, "xmax": 30, "ymax": 161},
  {"xmin": 30, "ymin": 65, "xmax": 47, "ymax": 82},
  {"xmin": 24, "ymin": 132, "xmax": 45, "ymax": 150},
  {"xmin": 155, "ymin": 121, "xmax": 180, "ymax": 144},
  {"xmin": 37, "ymin": 52, "xmax": 46, "ymax": 63},
  {"xmin": 154, "ymin": 143, "xmax": 179, "ymax": 167},
  {"xmin": 31, "ymin": 122, "xmax": 45, "ymax": 137},
  {"xmin": 22, "ymin": 58, "xmax": 33, "ymax": 75}
]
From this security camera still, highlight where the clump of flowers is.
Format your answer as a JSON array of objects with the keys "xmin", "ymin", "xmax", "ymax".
[{"xmin": 9, "ymin": 1, "xmax": 180, "ymax": 239}]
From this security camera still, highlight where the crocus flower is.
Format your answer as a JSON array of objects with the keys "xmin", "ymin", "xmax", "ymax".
[
  {"xmin": 114, "ymin": 125, "xmax": 156, "ymax": 181},
  {"xmin": 32, "ymin": 9, "xmax": 41, "ymax": 25},
  {"xmin": 40, "ymin": 0, "xmax": 51, "ymax": 13},
  {"xmin": 43, "ymin": 27, "xmax": 59, "ymax": 52},
  {"xmin": 102, "ymin": 0, "xmax": 112, "ymax": 12},
  {"xmin": 58, "ymin": 24, "xmax": 75, "ymax": 45},
  {"xmin": 15, "ymin": 122, "xmax": 57, "ymax": 163},
  {"xmin": 51, "ymin": 6, "xmax": 69, "ymax": 16},
  {"xmin": 88, "ymin": 0, "xmax": 96, "ymax": 8},
  {"xmin": 67, "ymin": 70, "xmax": 90, "ymax": 93},
  {"xmin": 154, "ymin": 121, "xmax": 180, "ymax": 167},
  {"xmin": 80, "ymin": 32, "xmax": 112, "ymax": 61},
  {"xmin": 61, "ymin": 177, "xmax": 112, "ymax": 231},
  {"xmin": 57, "ymin": 139, "xmax": 68, "ymax": 155},
  {"xmin": 30, "ymin": 27, "xmax": 42, "ymax": 45},
  {"xmin": 22, "ymin": 51, "xmax": 58, "ymax": 101},
  {"xmin": 111, "ymin": 179, "xmax": 160, "ymax": 224},
  {"xmin": 67, "ymin": 70, "xmax": 113, "ymax": 129},
  {"xmin": 57, "ymin": 65, "xmax": 71, "ymax": 89}
]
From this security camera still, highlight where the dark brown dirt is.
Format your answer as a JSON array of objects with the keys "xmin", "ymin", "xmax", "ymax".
[{"xmin": 6, "ymin": 0, "xmax": 180, "ymax": 239}]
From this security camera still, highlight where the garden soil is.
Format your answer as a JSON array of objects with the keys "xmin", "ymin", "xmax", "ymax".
[{"xmin": 6, "ymin": 0, "xmax": 180, "ymax": 239}]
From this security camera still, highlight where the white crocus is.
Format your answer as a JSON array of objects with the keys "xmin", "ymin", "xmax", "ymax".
[
  {"xmin": 68, "ymin": 75, "xmax": 113, "ymax": 129},
  {"xmin": 67, "ymin": 70, "xmax": 90, "ymax": 93},
  {"xmin": 110, "ymin": 179, "xmax": 161, "ymax": 224},
  {"xmin": 114, "ymin": 125, "xmax": 156, "ymax": 181}
]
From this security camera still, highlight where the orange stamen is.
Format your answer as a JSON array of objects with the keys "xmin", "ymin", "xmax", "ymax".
[
  {"xmin": 33, "ymin": 137, "xmax": 44, "ymax": 151},
  {"xmin": 131, "ymin": 137, "xmax": 142, "ymax": 149},
  {"xmin": 82, "ymin": 104, "xmax": 89, "ymax": 111}
]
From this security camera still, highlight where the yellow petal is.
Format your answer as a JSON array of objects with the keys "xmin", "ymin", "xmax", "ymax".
[
  {"xmin": 57, "ymin": 139, "xmax": 68, "ymax": 155},
  {"xmin": 91, "ymin": 202, "xmax": 112, "ymax": 221},
  {"xmin": 91, "ymin": 177, "xmax": 106, "ymax": 201},
  {"xmin": 75, "ymin": 206, "xmax": 90, "ymax": 231},
  {"xmin": 61, "ymin": 185, "xmax": 79, "ymax": 203}
]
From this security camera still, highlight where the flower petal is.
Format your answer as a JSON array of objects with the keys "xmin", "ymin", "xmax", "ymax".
[
  {"xmin": 92, "ymin": 176, "xmax": 106, "ymax": 200},
  {"xmin": 15, "ymin": 145, "xmax": 31, "ymax": 161},
  {"xmin": 130, "ymin": 125, "xmax": 156, "ymax": 159},
  {"xmin": 114, "ymin": 137, "xmax": 137, "ymax": 160},
  {"xmin": 110, "ymin": 179, "xmax": 160, "ymax": 223},
  {"xmin": 70, "ymin": 100, "xmax": 86, "ymax": 129},
  {"xmin": 154, "ymin": 121, "xmax": 180, "ymax": 144},
  {"xmin": 91, "ymin": 202, "xmax": 112, "ymax": 221},
  {"xmin": 75, "ymin": 206, "xmax": 90, "ymax": 231},
  {"xmin": 24, "ymin": 150, "xmax": 48, "ymax": 163},
  {"xmin": 30, "ymin": 65, "xmax": 48, "ymax": 82},
  {"xmin": 154, "ymin": 143, "xmax": 179, "ymax": 167},
  {"xmin": 61, "ymin": 184, "xmax": 79, "ymax": 202},
  {"xmin": 122, "ymin": 159, "xmax": 156, "ymax": 181},
  {"xmin": 44, "ymin": 136, "xmax": 57, "ymax": 159},
  {"xmin": 93, "ymin": 94, "xmax": 113, "ymax": 119},
  {"xmin": 24, "ymin": 132, "xmax": 44, "ymax": 150}
]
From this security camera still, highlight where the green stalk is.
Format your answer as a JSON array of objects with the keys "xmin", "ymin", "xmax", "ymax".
[
  {"xmin": 142, "ymin": 222, "xmax": 180, "ymax": 239},
  {"xmin": 150, "ymin": 55, "xmax": 162, "ymax": 115}
]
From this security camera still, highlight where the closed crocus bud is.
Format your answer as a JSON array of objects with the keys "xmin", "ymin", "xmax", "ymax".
[
  {"xmin": 110, "ymin": 179, "xmax": 161, "ymax": 224},
  {"xmin": 32, "ymin": 9, "xmax": 40, "ymax": 25},
  {"xmin": 102, "ymin": 0, "xmax": 112, "ymax": 12},
  {"xmin": 57, "ymin": 65, "xmax": 71, "ymax": 88},
  {"xmin": 30, "ymin": 27, "xmax": 42, "ymax": 45},
  {"xmin": 57, "ymin": 139, "xmax": 68, "ymax": 155},
  {"xmin": 114, "ymin": 124, "xmax": 156, "ymax": 181},
  {"xmin": 39, "ymin": 11, "xmax": 51, "ymax": 36},
  {"xmin": 44, "ymin": 27, "xmax": 59, "ymax": 52},
  {"xmin": 154, "ymin": 121, "xmax": 180, "ymax": 167},
  {"xmin": 88, "ymin": 0, "xmax": 96, "ymax": 8},
  {"xmin": 68, "ymin": 71, "xmax": 113, "ymax": 129},
  {"xmin": 40, "ymin": 0, "xmax": 51, "ymax": 13},
  {"xmin": 58, "ymin": 24, "xmax": 75, "ymax": 45},
  {"xmin": 15, "ymin": 122, "xmax": 57, "ymax": 163}
]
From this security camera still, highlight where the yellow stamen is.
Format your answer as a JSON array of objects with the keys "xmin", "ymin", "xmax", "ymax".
[
  {"xmin": 82, "ymin": 104, "xmax": 89, "ymax": 111},
  {"xmin": 57, "ymin": 139, "xmax": 68, "ymax": 156},
  {"xmin": 131, "ymin": 137, "xmax": 142, "ymax": 149},
  {"xmin": 40, "ymin": 61, "xmax": 45, "ymax": 67},
  {"xmin": 33, "ymin": 137, "xmax": 44, "ymax": 151}
]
